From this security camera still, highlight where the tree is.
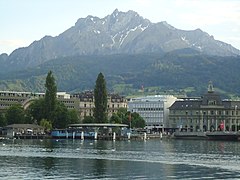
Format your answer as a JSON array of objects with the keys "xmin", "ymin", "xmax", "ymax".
[
  {"xmin": 5, "ymin": 104, "xmax": 26, "ymax": 124},
  {"xmin": 26, "ymin": 70, "xmax": 80, "ymax": 129},
  {"xmin": 131, "ymin": 112, "xmax": 146, "ymax": 128},
  {"xmin": 45, "ymin": 70, "xmax": 57, "ymax": 121},
  {"xmin": 82, "ymin": 116, "xmax": 95, "ymax": 123},
  {"xmin": 67, "ymin": 109, "xmax": 80, "ymax": 124},
  {"xmin": 117, "ymin": 107, "xmax": 128, "ymax": 123},
  {"xmin": 52, "ymin": 102, "xmax": 68, "ymax": 129},
  {"xmin": 109, "ymin": 113, "xmax": 121, "ymax": 124},
  {"xmin": 94, "ymin": 72, "xmax": 108, "ymax": 123},
  {"xmin": 40, "ymin": 119, "xmax": 52, "ymax": 132},
  {"xmin": 26, "ymin": 98, "xmax": 45, "ymax": 124},
  {"xmin": 0, "ymin": 113, "xmax": 7, "ymax": 127}
]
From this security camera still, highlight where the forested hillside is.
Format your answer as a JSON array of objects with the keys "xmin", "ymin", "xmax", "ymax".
[{"xmin": 1, "ymin": 50, "xmax": 240, "ymax": 98}]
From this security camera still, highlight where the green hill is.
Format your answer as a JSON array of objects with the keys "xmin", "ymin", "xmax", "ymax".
[{"xmin": 1, "ymin": 52, "xmax": 240, "ymax": 98}]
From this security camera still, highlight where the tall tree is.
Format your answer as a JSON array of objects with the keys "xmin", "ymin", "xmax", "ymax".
[
  {"xmin": 94, "ymin": 72, "xmax": 108, "ymax": 123},
  {"xmin": 44, "ymin": 71, "xmax": 57, "ymax": 121},
  {"xmin": 52, "ymin": 102, "xmax": 68, "ymax": 129}
]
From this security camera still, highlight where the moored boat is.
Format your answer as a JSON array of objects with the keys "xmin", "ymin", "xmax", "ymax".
[
  {"xmin": 173, "ymin": 131, "xmax": 207, "ymax": 140},
  {"xmin": 206, "ymin": 131, "xmax": 238, "ymax": 141}
]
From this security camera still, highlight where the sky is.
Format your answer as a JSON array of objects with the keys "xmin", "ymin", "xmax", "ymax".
[{"xmin": 0, "ymin": 0, "xmax": 240, "ymax": 55}]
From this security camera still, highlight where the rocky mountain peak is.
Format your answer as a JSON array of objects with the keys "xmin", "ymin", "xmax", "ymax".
[
  {"xmin": 160, "ymin": 21, "xmax": 176, "ymax": 30},
  {"xmin": 1, "ymin": 10, "xmax": 239, "ymax": 73}
]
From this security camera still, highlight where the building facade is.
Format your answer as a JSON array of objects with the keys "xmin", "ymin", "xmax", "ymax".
[
  {"xmin": 127, "ymin": 95, "xmax": 177, "ymax": 131},
  {"xmin": 169, "ymin": 83, "xmax": 240, "ymax": 132},
  {"xmin": 0, "ymin": 90, "xmax": 127, "ymax": 121},
  {"xmin": 0, "ymin": 91, "xmax": 45, "ymax": 113},
  {"xmin": 71, "ymin": 91, "xmax": 127, "ymax": 119}
]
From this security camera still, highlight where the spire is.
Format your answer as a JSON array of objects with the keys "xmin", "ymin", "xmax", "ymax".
[{"xmin": 208, "ymin": 81, "xmax": 214, "ymax": 93}]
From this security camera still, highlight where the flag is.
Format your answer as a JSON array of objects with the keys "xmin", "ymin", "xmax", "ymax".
[{"xmin": 220, "ymin": 121, "xmax": 224, "ymax": 130}]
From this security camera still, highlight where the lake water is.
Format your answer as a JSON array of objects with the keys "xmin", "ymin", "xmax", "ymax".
[{"xmin": 0, "ymin": 138, "xmax": 240, "ymax": 179}]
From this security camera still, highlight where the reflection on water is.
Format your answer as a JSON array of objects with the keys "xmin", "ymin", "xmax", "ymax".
[
  {"xmin": 0, "ymin": 139, "xmax": 240, "ymax": 179},
  {"xmin": 43, "ymin": 157, "xmax": 55, "ymax": 170}
]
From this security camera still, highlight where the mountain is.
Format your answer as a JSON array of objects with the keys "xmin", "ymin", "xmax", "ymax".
[
  {"xmin": 1, "ymin": 52, "xmax": 240, "ymax": 98},
  {"xmin": 1, "ymin": 9, "xmax": 240, "ymax": 73}
]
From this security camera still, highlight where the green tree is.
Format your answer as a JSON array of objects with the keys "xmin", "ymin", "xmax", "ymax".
[
  {"xmin": 109, "ymin": 113, "xmax": 121, "ymax": 124},
  {"xmin": 26, "ymin": 98, "xmax": 45, "ymax": 124},
  {"xmin": 117, "ymin": 107, "xmax": 128, "ymax": 123},
  {"xmin": 121, "ymin": 110, "xmax": 131, "ymax": 126},
  {"xmin": 45, "ymin": 70, "xmax": 57, "ymax": 121},
  {"xmin": 94, "ymin": 72, "xmax": 108, "ymax": 123},
  {"xmin": 52, "ymin": 102, "xmax": 68, "ymax": 129},
  {"xmin": 120, "ymin": 111, "xmax": 145, "ymax": 128},
  {"xmin": 6, "ymin": 104, "xmax": 26, "ymax": 124},
  {"xmin": 67, "ymin": 109, "xmax": 79, "ymax": 124},
  {"xmin": 40, "ymin": 119, "xmax": 52, "ymax": 132},
  {"xmin": 131, "ymin": 112, "xmax": 146, "ymax": 128},
  {"xmin": 82, "ymin": 116, "xmax": 95, "ymax": 123},
  {"xmin": 0, "ymin": 113, "xmax": 7, "ymax": 127}
]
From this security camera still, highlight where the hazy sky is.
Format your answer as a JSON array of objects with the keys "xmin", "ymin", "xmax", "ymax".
[{"xmin": 1, "ymin": 0, "xmax": 240, "ymax": 54}]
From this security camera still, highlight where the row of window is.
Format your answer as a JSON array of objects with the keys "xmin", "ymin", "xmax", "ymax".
[
  {"xmin": 131, "ymin": 104, "xmax": 164, "ymax": 108},
  {"xmin": 172, "ymin": 118, "xmax": 240, "ymax": 124},
  {"xmin": 0, "ymin": 104, "xmax": 12, "ymax": 107},
  {"xmin": 59, "ymin": 101, "xmax": 75, "ymax": 104},
  {"xmin": 81, "ymin": 104, "xmax": 125, "ymax": 108},
  {"xmin": 81, "ymin": 109, "xmax": 117, "ymax": 113},
  {"xmin": 0, "ymin": 99, "xmax": 24, "ymax": 102},
  {"xmin": 80, "ymin": 109, "xmax": 117, "ymax": 117},
  {"xmin": 65, "ymin": 106, "xmax": 75, "ymax": 109},
  {"xmin": 172, "ymin": 110, "xmax": 239, "ymax": 116},
  {"xmin": 0, "ymin": 93, "xmax": 43, "ymax": 98},
  {"xmin": 134, "ymin": 108, "xmax": 164, "ymax": 111}
]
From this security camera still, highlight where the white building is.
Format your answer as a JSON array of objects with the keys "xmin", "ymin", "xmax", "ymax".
[{"xmin": 127, "ymin": 95, "xmax": 177, "ymax": 131}]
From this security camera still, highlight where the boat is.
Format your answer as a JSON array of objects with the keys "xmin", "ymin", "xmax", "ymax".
[
  {"xmin": 206, "ymin": 131, "xmax": 238, "ymax": 141},
  {"xmin": 173, "ymin": 131, "xmax": 207, "ymax": 140}
]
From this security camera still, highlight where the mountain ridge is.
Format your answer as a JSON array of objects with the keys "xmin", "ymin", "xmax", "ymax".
[{"xmin": 0, "ymin": 9, "xmax": 239, "ymax": 73}]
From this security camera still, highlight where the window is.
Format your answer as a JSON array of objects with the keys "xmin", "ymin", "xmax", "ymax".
[{"xmin": 208, "ymin": 100, "xmax": 216, "ymax": 105}]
